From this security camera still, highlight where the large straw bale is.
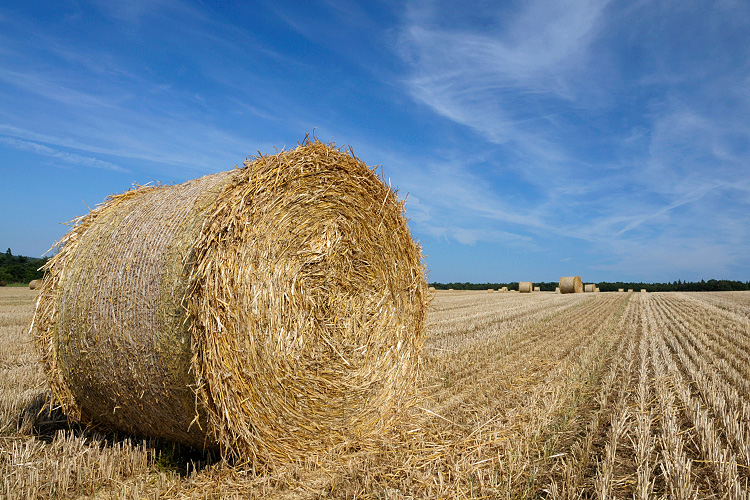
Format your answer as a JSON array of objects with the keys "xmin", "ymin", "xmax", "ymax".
[
  {"xmin": 559, "ymin": 276, "xmax": 583, "ymax": 294},
  {"xmin": 519, "ymin": 282, "xmax": 532, "ymax": 293},
  {"xmin": 31, "ymin": 140, "xmax": 427, "ymax": 465},
  {"xmin": 584, "ymin": 284, "xmax": 595, "ymax": 292}
]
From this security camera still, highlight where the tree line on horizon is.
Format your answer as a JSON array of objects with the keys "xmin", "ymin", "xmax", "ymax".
[
  {"xmin": 430, "ymin": 280, "xmax": 750, "ymax": 292},
  {"xmin": 2, "ymin": 247, "xmax": 748, "ymax": 292},
  {"xmin": 0, "ymin": 249, "xmax": 48, "ymax": 285}
]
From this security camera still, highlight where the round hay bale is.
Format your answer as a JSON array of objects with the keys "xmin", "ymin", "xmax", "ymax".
[
  {"xmin": 519, "ymin": 282, "xmax": 532, "ymax": 293},
  {"xmin": 584, "ymin": 284, "xmax": 595, "ymax": 293},
  {"xmin": 533, "ymin": 286, "xmax": 541, "ymax": 292},
  {"xmin": 618, "ymin": 288, "xmax": 624, "ymax": 293},
  {"xmin": 29, "ymin": 279, "xmax": 42, "ymax": 290},
  {"xmin": 628, "ymin": 289, "xmax": 634, "ymax": 293},
  {"xmin": 641, "ymin": 289, "xmax": 647, "ymax": 293},
  {"xmin": 31, "ymin": 140, "xmax": 427, "ymax": 465},
  {"xmin": 0, "ymin": 280, "xmax": 6, "ymax": 287},
  {"xmin": 500, "ymin": 286, "xmax": 508, "ymax": 292},
  {"xmin": 555, "ymin": 287, "xmax": 560, "ymax": 293},
  {"xmin": 558, "ymin": 276, "xmax": 583, "ymax": 294}
]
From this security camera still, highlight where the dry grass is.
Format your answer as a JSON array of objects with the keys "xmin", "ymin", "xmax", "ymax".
[{"xmin": 5, "ymin": 287, "xmax": 750, "ymax": 498}]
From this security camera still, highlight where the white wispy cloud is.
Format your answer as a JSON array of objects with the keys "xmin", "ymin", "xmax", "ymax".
[
  {"xmin": 398, "ymin": 0, "xmax": 609, "ymax": 162},
  {"xmin": 394, "ymin": 0, "xmax": 750, "ymax": 279},
  {"xmin": 0, "ymin": 9, "xmax": 279, "ymax": 176},
  {"xmin": 0, "ymin": 136, "xmax": 128, "ymax": 172}
]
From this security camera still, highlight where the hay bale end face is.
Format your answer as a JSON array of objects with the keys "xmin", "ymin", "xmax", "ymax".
[
  {"xmin": 519, "ymin": 282, "xmax": 532, "ymax": 293},
  {"xmin": 559, "ymin": 276, "xmax": 583, "ymax": 294},
  {"xmin": 584, "ymin": 284, "xmax": 595, "ymax": 293},
  {"xmin": 31, "ymin": 140, "xmax": 428, "ymax": 465}
]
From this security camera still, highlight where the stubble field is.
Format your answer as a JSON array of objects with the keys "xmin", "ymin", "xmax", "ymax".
[{"xmin": 1, "ymin": 287, "xmax": 749, "ymax": 499}]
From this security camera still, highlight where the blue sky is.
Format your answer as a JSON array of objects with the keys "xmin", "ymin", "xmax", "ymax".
[{"xmin": 1, "ymin": 1, "xmax": 749, "ymax": 283}]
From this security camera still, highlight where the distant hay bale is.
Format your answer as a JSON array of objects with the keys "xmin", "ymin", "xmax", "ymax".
[
  {"xmin": 559, "ymin": 276, "xmax": 583, "ymax": 294},
  {"xmin": 500, "ymin": 287, "xmax": 508, "ymax": 292},
  {"xmin": 428, "ymin": 286, "xmax": 436, "ymax": 292},
  {"xmin": 29, "ymin": 279, "xmax": 42, "ymax": 290},
  {"xmin": 641, "ymin": 289, "xmax": 647, "ymax": 293},
  {"xmin": 487, "ymin": 288, "xmax": 494, "ymax": 292},
  {"xmin": 555, "ymin": 287, "xmax": 560, "ymax": 293},
  {"xmin": 448, "ymin": 288, "xmax": 454, "ymax": 291},
  {"xmin": 584, "ymin": 284, "xmax": 595, "ymax": 293},
  {"xmin": 30, "ymin": 140, "xmax": 428, "ymax": 465},
  {"xmin": 0, "ymin": 280, "xmax": 6, "ymax": 287},
  {"xmin": 595, "ymin": 287, "xmax": 600, "ymax": 293},
  {"xmin": 519, "ymin": 282, "xmax": 532, "ymax": 293},
  {"xmin": 628, "ymin": 289, "xmax": 633, "ymax": 293},
  {"xmin": 533, "ymin": 286, "xmax": 541, "ymax": 292},
  {"xmin": 618, "ymin": 288, "xmax": 624, "ymax": 293}
]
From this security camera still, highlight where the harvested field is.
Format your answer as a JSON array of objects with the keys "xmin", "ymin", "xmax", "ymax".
[{"xmin": 2, "ymin": 287, "xmax": 750, "ymax": 498}]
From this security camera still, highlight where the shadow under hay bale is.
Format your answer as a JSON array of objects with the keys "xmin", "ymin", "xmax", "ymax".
[
  {"xmin": 31, "ymin": 139, "xmax": 428, "ymax": 467},
  {"xmin": 17, "ymin": 392, "xmax": 78, "ymax": 440},
  {"xmin": 18, "ymin": 393, "xmax": 219, "ymax": 475}
]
